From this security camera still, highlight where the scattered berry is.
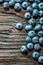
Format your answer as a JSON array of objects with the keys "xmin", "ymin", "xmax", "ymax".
[
  {"xmin": 21, "ymin": 45, "xmax": 28, "ymax": 54},
  {"xmin": 16, "ymin": 23, "xmax": 23, "ymax": 30}
]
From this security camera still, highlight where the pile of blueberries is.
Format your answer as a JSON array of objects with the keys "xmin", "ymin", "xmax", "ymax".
[{"xmin": 0, "ymin": 0, "xmax": 43, "ymax": 63}]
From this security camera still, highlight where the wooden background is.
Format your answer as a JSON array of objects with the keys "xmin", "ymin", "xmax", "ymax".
[{"xmin": 0, "ymin": 4, "xmax": 43, "ymax": 65}]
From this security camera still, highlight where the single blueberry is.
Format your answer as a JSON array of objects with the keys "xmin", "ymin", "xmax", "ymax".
[
  {"xmin": 38, "ymin": 31, "xmax": 43, "ymax": 37},
  {"xmin": 22, "ymin": 2, "xmax": 29, "ymax": 9},
  {"xmin": 34, "ymin": 44, "xmax": 41, "ymax": 51},
  {"xmin": 21, "ymin": 45, "xmax": 28, "ymax": 55},
  {"xmin": 28, "ymin": 30, "xmax": 36, "ymax": 38},
  {"xmin": 16, "ymin": 23, "xmax": 23, "ymax": 30},
  {"xmin": 34, "ymin": 24, "xmax": 42, "ymax": 31},
  {"xmin": 24, "ymin": 12, "xmax": 31, "ymax": 19},
  {"xmin": 38, "ymin": 2, "xmax": 43, "ymax": 10},
  {"xmin": 26, "ymin": 6, "xmax": 33, "ymax": 13},
  {"xmin": 32, "ymin": 52, "xmax": 40, "ymax": 59},
  {"xmin": 32, "ymin": 2, "xmax": 38, "ymax": 9},
  {"xmin": 25, "ymin": 25, "xmax": 33, "ymax": 32},
  {"xmin": 39, "ymin": 10, "xmax": 43, "ymax": 17},
  {"xmin": 27, "ymin": 43, "xmax": 34, "ymax": 51},
  {"xmin": 14, "ymin": 3, "xmax": 21, "ymax": 11},
  {"xmin": 32, "ymin": 36, "xmax": 39, "ymax": 44},
  {"xmin": 28, "ymin": 18, "xmax": 36, "ymax": 26},
  {"xmin": 39, "ymin": 37, "xmax": 43, "ymax": 45},
  {"xmin": 39, "ymin": 17, "xmax": 43, "ymax": 25},
  {"xmin": 9, "ymin": 0, "xmax": 15, "ymax": 8},
  {"xmin": 26, "ymin": 36, "xmax": 31, "ymax": 43},
  {"xmin": 3, "ymin": 2, "xmax": 9, "ymax": 10},
  {"xmin": 38, "ymin": 56, "xmax": 43, "ymax": 63},
  {"xmin": 32, "ymin": 9, "xmax": 39, "ymax": 18}
]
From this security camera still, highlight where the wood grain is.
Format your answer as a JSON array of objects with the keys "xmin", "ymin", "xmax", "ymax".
[{"xmin": 0, "ymin": 4, "xmax": 43, "ymax": 65}]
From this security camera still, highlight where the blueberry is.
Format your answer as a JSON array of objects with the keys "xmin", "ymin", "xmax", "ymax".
[
  {"xmin": 29, "ymin": 0, "xmax": 34, "ymax": 3},
  {"xmin": 25, "ymin": 25, "xmax": 33, "ymax": 32},
  {"xmin": 34, "ymin": 44, "xmax": 41, "ymax": 51},
  {"xmin": 24, "ymin": 12, "xmax": 31, "ymax": 19},
  {"xmin": 38, "ymin": 56, "xmax": 43, "ymax": 63},
  {"xmin": 38, "ymin": 31, "xmax": 43, "ymax": 37},
  {"xmin": 15, "ymin": 0, "xmax": 22, "ymax": 3},
  {"xmin": 35, "ymin": 0, "xmax": 40, "ymax": 4},
  {"xmin": 32, "ymin": 36, "xmax": 39, "ymax": 44},
  {"xmin": 39, "ymin": 37, "xmax": 43, "ymax": 45},
  {"xmin": 22, "ymin": 2, "xmax": 29, "ymax": 9},
  {"xmin": 38, "ymin": 2, "xmax": 43, "ymax": 10},
  {"xmin": 16, "ymin": 23, "xmax": 23, "ymax": 30},
  {"xmin": 3, "ymin": 2, "xmax": 9, "ymax": 10},
  {"xmin": 27, "ymin": 43, "xmax": 34, "ymax": 51},
  {"xmin": 32, "ymin": 2, "xmax": 38, "ymax": 9},
  {"xmin": 26, "ymin": 36, "xmax": 31, "ymax": 43},
  {"xmin": 39, "ymin": 17, "xmax": 43, "ymax": 25},
  {"xmin": 0, "ymin": 0, "xmax": 3, "ymax": 3},
  {"xmin": 28, "ymin": 30, "xmax": 36, "ymax": 38},
  {"xmin": 14, "ymin": 3, "xmax": 21, "ymax": 11},
  {"xmin": 26, "ymin": 6, "xmax": 33, "ymax": 13},
  {"xmin": 4, "ymin": 0, "xmax": 9, "ymax": 2},
  {"xmin": 28, "ymin": 18, "xmax": 36, "ymax": 26},
  {"xmin": 32, "ymin": 9, "xmax": 39, "ymax": 18},
  {"xmin": 39, "ymin": 10, "xmax": 43, "ymax": 17},
  {"xmin": 21, "ymin": 45, "xmax": 28, "ymax": 55},
  {"xmin": 34, "ymin": 24, "xmax": 42, "ymax": 31},
  {"xmin": 9, "ymin": 0, "xmax": 15, "ymax": 8},
  {"xmin": 32, "ymin": 52, "xmax": 40, "ymax": 59}
]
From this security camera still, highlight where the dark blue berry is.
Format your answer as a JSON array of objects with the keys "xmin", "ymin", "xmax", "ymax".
[
  {"xmin": 32, "ymin": 52, "xmax": 40, "ymax": 59},
  {"xmin": 21, "ymin": 45, "xmax": 28, "ymax": 55},
  {"xmin": 16, "ymin": 23, "xmax": 23, "ymax": 30},
  {"xmin": 26, "ymin": 36, "xmax": 31, "ymax": 43},
  {"xmin": 39, "ymin": 10, "xmax": 43, "ymax": 17},
  {"xmin": 34, "ymin": 44, "xmax": 41, "ymax": 51},
  {"xmin": 38, "ymin": 2, "xmax": 43, "ymax": 10},
  {"xmin": 38, "ymin": 56, "xmax": 43, "ymax": 63},
  {"xmin": 27, "ymin": 43, "xmax": 34, "ymax": 51},
  {"xmin": 24, "ymin": 12, "xmax": 31, "ymax": 19},
  {"xmin": 32, "ymin": 2, "xmax": 38, "ymax": 9},
  {"xmin": 34, "ymin": 24, "xmax": 42, "ymax": 31},
  {"xmin": 28, "ymin": 18, "xmax": 36, "ymax": 26},
  {"xmin": 39, "ymin": 37, "xmax": 43, "ymax": 45},
  {"xmin": 28, "ymin": 30, "xmax": 36, "ymax": 38},
  {"xmin": 22, "ymin": 2, "xmax": 29, "ymax": 9},
  {"xmin": 38, "ymin": 31, "xmax": 43, "ymax": 37},
  {"xmin": 25, "ymin": 25, "xmax": 33, "ymax": 32},
  {"xmin": 39, "ymin": 17, "xmax": 43, "ymax": 25},
  {"xmin": 14, "ymin": 3, "xmax": 21, "ymax": 11},
  {"xmin": 3, "ymin": 2, "xmax": 9, "ymax": 10},
  {"xmin": 32, "ymin": 36, "xmax": 39, "ymax": 44},
  {"xmin": 26, "ymin": 6, "xmax": 33, "ymax": 13},
  {"xmin": 32, "ymin": 9, "xmax": 39, "ymax": 18},
  {"xmin": 9, "ymin": 0, "xmax": 15, "ymax": 8}
]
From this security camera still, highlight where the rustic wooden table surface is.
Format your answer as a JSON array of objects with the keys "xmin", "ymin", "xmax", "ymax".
[{"xmin": 0, "ymin": 4, "xmax": 43, "ymax": 65}]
